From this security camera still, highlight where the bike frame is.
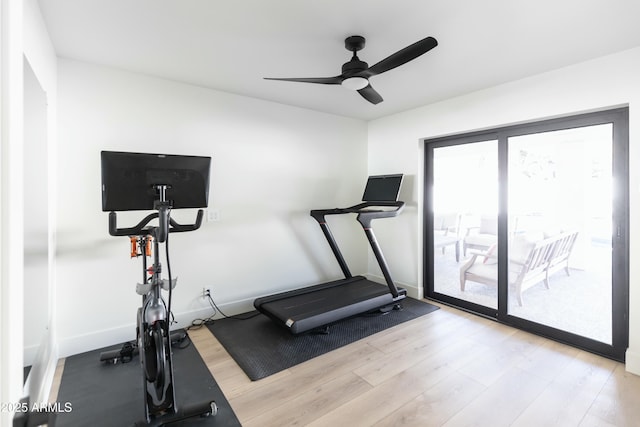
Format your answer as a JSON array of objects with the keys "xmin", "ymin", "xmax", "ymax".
[{"xmin": 108, "ymin": 187, "xmax": 215, "ymax": 425}]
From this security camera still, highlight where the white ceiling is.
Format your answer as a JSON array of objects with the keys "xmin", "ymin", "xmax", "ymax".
[{"xmin": 38, "ymin": 0, "xmax": 640, "ymax": 121}]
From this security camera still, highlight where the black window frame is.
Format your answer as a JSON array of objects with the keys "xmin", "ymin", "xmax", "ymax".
[{"xmin": 423, "ymin": 107, "xmax": 629, "ymax": 361}]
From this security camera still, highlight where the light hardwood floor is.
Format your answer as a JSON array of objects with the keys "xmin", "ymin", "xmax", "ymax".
[{"xmin": 52, "ymin": 301, "xmax": 640, "ymax": 426}]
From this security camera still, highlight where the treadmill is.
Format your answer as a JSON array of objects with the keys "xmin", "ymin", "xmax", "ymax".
[{"xmin": 254, "ymin": 174, "xmax": 407, "ymax": 334}]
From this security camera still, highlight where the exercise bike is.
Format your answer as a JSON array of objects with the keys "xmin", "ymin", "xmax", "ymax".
[{"xmin": 108, "ymin": 184, "xmax": 217, "ymax": 426}]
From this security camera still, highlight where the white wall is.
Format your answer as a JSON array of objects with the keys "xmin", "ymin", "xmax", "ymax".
[
  {"xmin": 367, "ymin": 47, "xmax": 640, "ymax": 374},
  {"xmin": 56, "ymin": 59, "xmax": 369, "ymax": 357},
  {"xmin": 0, "ymin": 0, "xmax": 24, "ymax": 423}
]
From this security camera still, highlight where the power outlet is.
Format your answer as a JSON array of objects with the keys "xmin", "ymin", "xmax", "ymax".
[
  {"xmin": 201, "ymin": 288, "xmax": 210, "ymax": 299},
  {"xmin": 207, "ymin": 209, "xmax": 220, "ymax": 222}
]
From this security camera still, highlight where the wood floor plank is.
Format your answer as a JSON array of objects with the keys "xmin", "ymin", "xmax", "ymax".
[
  {"xmin": 219, "ymin": 367, "xmax": 292, "ymax": 401},
  {"xmin": 48, "ymin": 358, "xmax": 66, "ymax": 404},
  {"xmin": 442, "ymin": 366, "xmax": 549, "ymax": 427},
  {"xmin": 242, "ymin": 372, "xmax": 372, "ymax": 427},
  {"xmin": 307, "ymin": 368, "xmax": 456, "ymax": 426},
  {"xmin": 459, "ymin": 316, "xmax": 519, "ymax": 346},
  {"xmin": 355, "ymin": 329, "xmax": 488, "ymax": 387},
  {"xmin": 456, "ymin": 329, "xmax": 547, "ymax": 387},
  {"xmin": 515, "ymin": 336, "xmax": 581, "ymax": 382},
  {"xmin": 553, "ymin": 349, "xmax": 617, "ymax": 392},
  {"xmin": 510, "ymin": 346, "xmax": 617, "ymax": 426},
  {"xmin": 188, "ymin": 326, "xmax": 233, "ymax": 367},
  {"xmin": 204, "ymin": 357, "xmax": 247, "ymax": 382},
  {"xmin": 372, "ymin": 371, "xmax": 486, "ymax": 427},
  {"xmin": 579, "ymin": 413, "xmax": 618, "ymax": 427},
  {"xmin": 228, "ymin": 342, "xmax": 386, "ymax": 422},
  {"xmin": 306, "ymin": 342, "xmax": 468, "ymax": 426},
  {"xmin": 365, "ymin": 308, "xmax": 469, "ymax": 354},
  {"xmin": 584, "ymin": 363, "xmax": 640, "ymax": 426},
  {"xmin": 512, "ymin": 379, "xmax": 600, "ymax": 427}
]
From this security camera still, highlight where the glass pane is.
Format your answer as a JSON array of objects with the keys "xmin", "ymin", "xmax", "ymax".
[
  {"xmin": 507, "ymin": 124, "xmax": 613, "ymax": 344},
  {"xmin": 433, "ymin": 140, "xmax": 498, "ymax": 309}
]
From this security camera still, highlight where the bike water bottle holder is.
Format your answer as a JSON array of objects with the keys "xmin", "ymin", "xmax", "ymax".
[{"xmin": 136, "ymin": 278, "xmax": 178, "ymax": 296}]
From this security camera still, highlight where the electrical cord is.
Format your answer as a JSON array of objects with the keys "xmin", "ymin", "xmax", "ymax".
[
  {"xmin": 206, "ymin": 293, "xmax": 261, "ymax": 320},
  {"xmin": 186, "ymin": 294, "xmax": 218, "ymax": 330},
  {"xmin": 161, "ymin": 219, "xmax": 259, "ymax": 331},
  {"xmin": 166, "ymin": 231, "xmax": 173, "ymax": 332},
  {"xmin": 172, "ymin": 332, "xmax": 192, "ymax": 350},
  {"xmin": 162, "ymin": 229, "xmax": 193, "ymax": 349},
  {"xmin": 206, "ymin": 293, "xmax": 231, "ymax": 318},
  {"xmin": 187, "ymin": 293, "xmax": 260, "ymax": 331}
]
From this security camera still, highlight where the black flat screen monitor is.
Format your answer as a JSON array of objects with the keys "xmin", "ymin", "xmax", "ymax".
[
  {"xmin": 101, "ymin": 151, "xmax": 211, "ymax": 212},
  {"xmin": 361, "ymin": 174, "xmax": 403, "ymax": 202}
]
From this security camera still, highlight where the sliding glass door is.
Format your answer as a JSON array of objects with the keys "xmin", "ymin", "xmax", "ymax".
[
  {"xmin": 507, "ymin": 124, "xmax": 613, "ymax": 344},
  {"xmin": 425, "ymin": 109, "xmax": 629, "ymax": 360},
  {"xmin": 431, "ymin": 140, "xmax": 498, "ymax": 310}
]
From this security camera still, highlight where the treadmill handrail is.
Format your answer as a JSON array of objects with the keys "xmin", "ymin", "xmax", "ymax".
[
  {"xmin": 310, "ymin": 201, "xmax": 404, "ymax": 222},
  {"xmin": 309, "ymin": 200, "xmax": 404, "ymax": 298}
]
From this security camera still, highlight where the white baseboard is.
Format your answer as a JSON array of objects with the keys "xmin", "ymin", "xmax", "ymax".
[
  {"xmin": 625, "ymin": 348, "xmax": 640, "ymax": 376},
  {"xmin": 57, "ymin": 297, "xmax": 256, "ymax": 359},
  {"xmin": 36, "ymin": 342, "xmax": 58, "ymax": 404}
]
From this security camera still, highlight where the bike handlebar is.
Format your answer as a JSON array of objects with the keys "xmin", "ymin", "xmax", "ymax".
[{"xmin": 109, "ymin": 209, "xmax": 204, "ymax": 237}]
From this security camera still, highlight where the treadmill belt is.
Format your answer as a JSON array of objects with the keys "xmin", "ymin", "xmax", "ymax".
[
  {"xmin": 255, "ymin": 277, "xmax": 406, "ymax": 334},
  {"xmin": 259, "ymin": 278, "xmax": 393, "ymax": 317}
]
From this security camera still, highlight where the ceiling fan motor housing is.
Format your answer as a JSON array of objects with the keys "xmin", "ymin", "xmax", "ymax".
[
  {"xmin": 342, "ymin": 36, "xmax": 368, "ymax": 76},
  {"xmin": 342, "ymin": 58, "xmax": 368, "ymax": 76}
]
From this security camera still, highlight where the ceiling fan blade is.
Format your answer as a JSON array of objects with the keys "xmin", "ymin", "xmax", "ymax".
[
  {"xmin": 263, "ymin": 76, "xmax": 343, "ymax": 85},
  {"xmin": 358, "ymin": 84, "xmax": 383, "ymax": 105},
  {"xmin": 363, "ymin": 36, "xmax": 438, "ymax": 77}
]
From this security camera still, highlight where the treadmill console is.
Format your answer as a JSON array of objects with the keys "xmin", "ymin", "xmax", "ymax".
[{"xmin": 362, "ymin": 174, "xmax": 403, "ymax": 202}]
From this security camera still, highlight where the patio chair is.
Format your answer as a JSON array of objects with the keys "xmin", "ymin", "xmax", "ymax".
[
  {"xmin": 459, "ymin": 231, "xmax": 579, "ymax": 306},
  {"xmin": 463, "ymin": 215, "xmax": 497, "ymax": 256},
  {"xmin": 433, "ymin": 213, "xmax": 461, "ymax": 262}
]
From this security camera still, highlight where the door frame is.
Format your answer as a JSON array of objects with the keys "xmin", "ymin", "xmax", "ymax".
[{"xmin": 423, "ymin": 108, "xmax": 629, "ymax": 361}]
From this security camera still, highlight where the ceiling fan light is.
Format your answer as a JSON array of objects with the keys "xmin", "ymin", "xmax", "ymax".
[{"xmin": 341, "ymin": 76, "xmax": 369, "ymax": 91}]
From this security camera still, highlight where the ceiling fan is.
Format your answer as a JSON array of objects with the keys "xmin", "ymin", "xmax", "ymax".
[{"xmin": 264, "ymin": 35, "xmax": 438, "ymax": 105}]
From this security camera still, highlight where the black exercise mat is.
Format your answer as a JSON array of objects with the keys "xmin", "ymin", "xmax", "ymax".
[
  {"xmin": 54, "ymin": 332, "xmax": 241, "ymax": 427},
  {"xmin": 208, "ymin": 298, "xmax": 439, "ymax": 381}
]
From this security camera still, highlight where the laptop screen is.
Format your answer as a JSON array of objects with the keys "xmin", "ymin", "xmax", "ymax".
[{"xmin": 361, "ymin": 174, "xmax": 403, "ymax": 202}]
